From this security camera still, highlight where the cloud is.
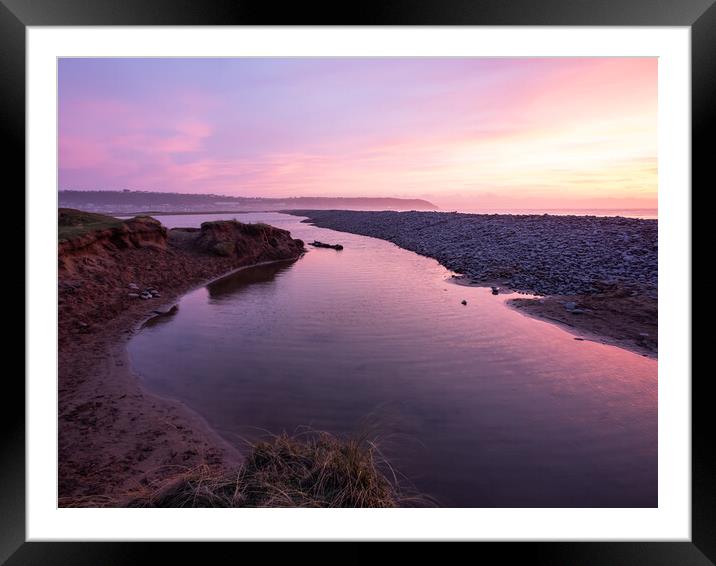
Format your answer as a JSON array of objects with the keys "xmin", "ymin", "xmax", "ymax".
[{"xmin": 58, "ymin": 58, "xmax": 657, "ymax": 209}]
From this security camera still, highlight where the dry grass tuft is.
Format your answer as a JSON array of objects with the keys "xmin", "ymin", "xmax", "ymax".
[{"xmin": 124, "ymin": 430, "xmax": 430, "ymax": 508}]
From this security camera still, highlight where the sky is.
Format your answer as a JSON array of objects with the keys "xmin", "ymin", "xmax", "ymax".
[{"xmin": 58, "ymin": 58, "xmax": 657, "ymax": 210}]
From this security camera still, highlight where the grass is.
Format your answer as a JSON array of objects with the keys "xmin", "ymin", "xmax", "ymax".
[
  {"xmin": 121, "ymin": 430, "xmax": 431, "ymax": 508},
  {"xmin": 58, "ymin": 208, "xmax": 124, "ymax": 241}
]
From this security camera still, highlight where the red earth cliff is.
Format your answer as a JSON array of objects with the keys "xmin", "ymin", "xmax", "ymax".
[{"xmin": 58, "ymin": 209, "xmax": 305, "ymax": 504}]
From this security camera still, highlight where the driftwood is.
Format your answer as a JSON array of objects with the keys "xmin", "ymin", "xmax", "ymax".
[{"xmin": 309, "ymin": 240, "xmax": 344, "ymax": 250}]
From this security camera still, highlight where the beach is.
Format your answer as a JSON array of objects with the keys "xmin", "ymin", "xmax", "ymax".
[
  {"xmin": 58, "ymin": 211, "xmax": 305, "ymax": 505},
  {"xmin": 58, "ymin": 209, "xmax": 658, "ymax": 507},
  {"xmin": 288, "ymin": 210, "xmax": 658, "ymax": 357}
]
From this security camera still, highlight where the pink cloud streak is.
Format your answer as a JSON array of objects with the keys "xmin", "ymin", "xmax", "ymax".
[{"xmin": 59, "ymin": 58, "xmax": 657, "ymax": 209}]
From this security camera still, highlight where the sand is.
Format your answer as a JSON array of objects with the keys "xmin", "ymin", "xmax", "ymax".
[{"xmin": 58, "ymin": 281, "xmax": 244, "ymax": 506}]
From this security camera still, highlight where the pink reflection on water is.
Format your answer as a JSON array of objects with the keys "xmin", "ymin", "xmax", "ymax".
[{"xmin": 128, "ymin": 212, "xmax": 656, "ymax": 507}]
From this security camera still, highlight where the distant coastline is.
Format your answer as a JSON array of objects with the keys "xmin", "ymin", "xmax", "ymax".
[
  {"xmin": 112, "ymin": 207, "xmax": 658, "ymax": 220},
  {"xmin": 58, "ymin": 190, "xmax": 439, "ymax": 215}
]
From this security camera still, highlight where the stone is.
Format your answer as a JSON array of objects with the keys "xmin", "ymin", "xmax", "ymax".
[
  {"xmin": 461, "ymin": 300, "xmax": 467, "ymax": 305},
  {"xmin": 288, "ymin": 210, "xmax": 656, "ymax": 298},
  {"xmin": 128, "ymin": 293, "xmax": 140, "ymax": 298},
  {"xmin": 565, "ymin": 301, "xmax": 577, "ymax": 310},
  {"xmin": 309, "ymin": 240, "xmax": 344, "ymax": 250}
]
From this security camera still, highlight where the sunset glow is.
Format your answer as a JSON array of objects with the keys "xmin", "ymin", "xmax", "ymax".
[{"xmin": 59, "ymin": 58, "xmax": 657, "ymax": 210}]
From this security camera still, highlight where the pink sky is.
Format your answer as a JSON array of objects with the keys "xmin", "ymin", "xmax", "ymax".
[{"xmin": 59, "ymin": 58, "xmax": 657, "ymax": 210}]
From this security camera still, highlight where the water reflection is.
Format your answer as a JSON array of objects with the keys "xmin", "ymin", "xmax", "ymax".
[
  {"xmin": 207, "ymin": 260, "xmax": 297, "ymax": 301},
  {"xmin": 128, "ymin": 212, "xmax": 657, "ymax": 508}
]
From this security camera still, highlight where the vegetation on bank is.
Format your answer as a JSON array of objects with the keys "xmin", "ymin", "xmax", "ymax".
[
  {"xmin": 119, "ymin": 431, "xmax": 428, "ymax": 508},
  {"xmin": 58, "ymin": 208, "xmax": 124, "ymax": 240}
]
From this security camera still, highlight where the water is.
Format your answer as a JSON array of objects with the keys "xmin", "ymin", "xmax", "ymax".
[{"xmin": 128, "ymin": 212, "xmax": 657, "ymax": 507}]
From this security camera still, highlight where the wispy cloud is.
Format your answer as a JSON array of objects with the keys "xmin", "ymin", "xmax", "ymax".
[{"xmin": 58, "ymin": 57, "xmax": 657, "ymax": 208}]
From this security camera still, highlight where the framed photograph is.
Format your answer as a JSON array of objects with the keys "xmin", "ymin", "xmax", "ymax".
[{"xmin": 7, "ymin": 0, "xmax": 712, "ymax": 562}]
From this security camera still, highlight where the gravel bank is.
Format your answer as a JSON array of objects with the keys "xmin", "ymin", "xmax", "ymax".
[
  {"xmin": 288, "ymin": 210, "xmax": 657, "ymax": 298},
  {"xmin": 288, "ymin": 210, "xmax": 658, "ymax": 357}
]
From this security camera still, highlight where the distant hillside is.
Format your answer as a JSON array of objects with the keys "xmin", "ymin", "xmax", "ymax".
[{"xmin": 58, "ymin": 191, "xmax": 438, "ymax": 213}]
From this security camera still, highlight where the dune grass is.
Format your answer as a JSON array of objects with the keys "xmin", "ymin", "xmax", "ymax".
[
  {"xmin": 120, "ymin": 430, "xmax": 430, "ymax": 508},
  {"xmin": 58, "ymin": 208, "xmax": 124, "ymax": 240}
]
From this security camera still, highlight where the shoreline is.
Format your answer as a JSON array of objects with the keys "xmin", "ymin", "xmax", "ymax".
[
  {"xmin": 289, "ymin": 210, "xmax": 657, "ymax": 358},
  {"xmin": 504, "ymin": 298, "xmax": 656, "ymax": 359},
  {"xmin": 448, "ymin": 275, "xmax": 656, "ymax": 359},
  {"xmin": 59, "ymin": 210, "xmax": 656, "ymax": 505},
  {"xmin": 60, "ymin": 258, "xmax": 306, "ymax": 506},
  {"xmin": 58, "ymin": 212, "xmax": 306, "ymax": 505},
  {"xmin": 59, "ymin": 282, "xmax": 240, "ymax": 506}
]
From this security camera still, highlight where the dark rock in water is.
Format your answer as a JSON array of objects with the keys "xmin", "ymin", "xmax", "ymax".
[
  {"xmin": 565, "ymin": 301, "xmax": 577, "ymax": 310},
  {"xmin": 491, "ymin": 286, "xmax": 499, "ymax": 295},
  {"xmin": 309, "ymin": 240, "xmax": 343, "ymax": 250},
  {"xmin": 461, "ymin": 299, "xmax": 467, "ymax": 305},
  {"xmin": 128, "ymin": 293, "xmax": 140, "ymax": 298}
]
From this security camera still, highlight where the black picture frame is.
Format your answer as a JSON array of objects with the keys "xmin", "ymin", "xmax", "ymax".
[{"xmin": 4, "ymin": 0, "xmax": 712, "ymax": 562}]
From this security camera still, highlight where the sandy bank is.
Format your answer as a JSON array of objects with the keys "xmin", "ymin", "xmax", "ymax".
[{"xmin": 58, "ymin": 211, "xmax": 305, "ymax": 506}]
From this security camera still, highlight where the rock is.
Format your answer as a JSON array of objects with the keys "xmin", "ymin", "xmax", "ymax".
[
  {"xmin": 128, "ymin": 283, "xmax": 140, "ymax": 290},
  {"xmin": 193, "ymin": 220, "xmax": 305, "ymax": 260},
  {"xmin": 287, "ymin": 210, "xmax": 656, "ymax": 298},
  {"xmin": 128, "ymin": 293, "xmax": 140, "ymax": 298},
  {"xmin": 491, "ymin": 286, "xmax": 499, "ymax": 295},
  {"xmin": 570, "ymin": 308, "xmax": 585, "ymax": 314},
  {"xmin": 565, "ymin": 301, "xmax": 577, "ymax": 310},
  {"xmin": 309, "ymin": 240, "xmax": 344, "ymax": 250},
  {"xmin": 461, "ymin": 300, "xmax": 467, "ymax": 305}
]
